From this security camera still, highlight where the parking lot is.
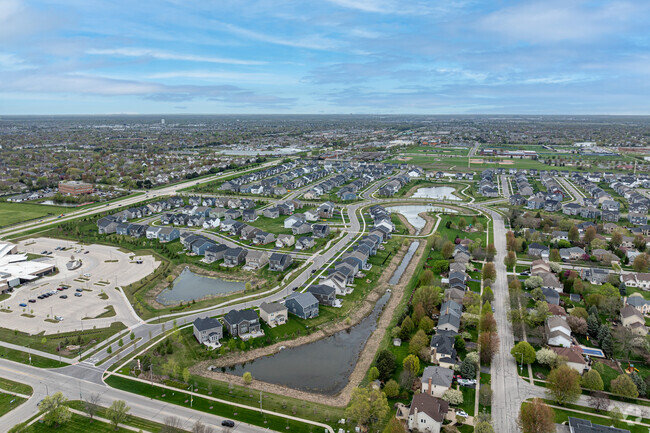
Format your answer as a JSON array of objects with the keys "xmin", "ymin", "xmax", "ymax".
[{"xmin": 1, "ymin": 237, "xmax": 160, "ymax": 334}]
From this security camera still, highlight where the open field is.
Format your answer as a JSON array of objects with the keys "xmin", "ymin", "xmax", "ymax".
[{"xmin": 0, "ymin": 201, "xmax": 72, "ymax": 227}]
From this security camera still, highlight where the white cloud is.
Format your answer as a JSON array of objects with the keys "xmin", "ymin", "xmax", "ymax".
[
  {"xmin": 0, "ymin": 52, "xmax": 32, "ymax": 70},
  {"xmin": 146, "ymin": 70, "xmax": 296, "ymax": 84},
  {"xmin": 215, "ymin": 21, "xmax": 339, "ymax": 51},
  {"xmin": 86, "ymin": 48, "xmax": 266, "ymax": 65},
  {"xmin": 480, "ymin": 1, "xmax": 639, "ymax": 44}
]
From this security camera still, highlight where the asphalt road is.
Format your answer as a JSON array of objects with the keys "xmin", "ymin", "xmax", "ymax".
[{"xmin": 0, "ymin": 359, "xmax": 290, "ymax": 433}]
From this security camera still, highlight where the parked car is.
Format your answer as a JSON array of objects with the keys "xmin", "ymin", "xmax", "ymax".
[
  {"xmin": 76, "ymin": 288, "xmax": 83, "ymax": 292},
  {"xmin": 28, "ymin": 299, "xmax": 36, "ymax": 303},
  {"xmin": 456, "ymin": 410, "xmax": 468, "ymax": 418},
  {"xmin": 84, "ymin": 251, "xmax": 89, "ymax": 254},
  {"xmin": 59, "ymin": 295, "xmax": 68, "ymax": 299},
  {"xmin": 19, "ymin": 303, "xmax": 27, "ymax": 307},
  {"xmin": 221, "ymin": 420, "xmax": 235, "ymax": 427},
  {"xmin": 74, "ymin": 293, "xmax": 82, "ymax": 297}
]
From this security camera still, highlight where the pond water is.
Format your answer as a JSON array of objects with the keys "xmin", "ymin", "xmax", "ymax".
[
  {"xmin": 411, "ymin": 186, "xmax": 461, "ymax": 200},
  {"xmin": 40, "ymin": 200, "xmax": 81, "ymax": 207},
  {"xmin": 156, "ymin": 268, "xmax": 244, "ymax": 305},
  {"xmin": 226, "ymin": 291, "xmax": 392, "ymax": 395},
  {"xmin": 389, "ymin": 241, "xmax": 419, "ymax": 285},
  {"xmin": 386, "ymin": 205, "xmax": 457, "ymax": 234}
]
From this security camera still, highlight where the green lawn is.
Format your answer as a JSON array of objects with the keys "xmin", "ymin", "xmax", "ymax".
[
  {"xmin": 105, "ymin": 375, "xmax": 331, "ymax": 431},
  {"xmin": 459, "ymin": 385, "xmax": 476, "ymax": 416},
  {"xmin": 0, "ymin": 345, "xmax": 67, "ymax": 368},
  {"xmin": 0, "ymin": 201, "xmax": 72, "ymax": 227},
  {"xmin": 593, "ymin": 361, "xmax": 621, "ymax": 392},
  {"xmin": 18, "ymin": 411, "xmax": 154, "ymax": 433},
  {"xmin": 0, "ymin": 322, "xmax": 126, "ymax": 356},
  {"xmin": 0, "ymin": 391, "xmax": 26, "ymax": 417},
  {"xmin": 0, "ymin": 376, "xmax": 33, "ymax": 395}
]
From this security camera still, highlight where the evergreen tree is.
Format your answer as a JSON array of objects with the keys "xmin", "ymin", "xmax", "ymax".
[
  {"xmin": 600, "ymin": 333, "xmax": 614, "ymax": 358},
  {"xmin": 460, "ymin": 358, "xmax": 477, "ymax": 379},
  {"xmin": 588, "ymin": 305, "xmax": 599, "ymax": 317},
  {"xmin": 597, "ymin": 324, "xmax": 610, "ymax": 345},
  {"xmin": 587, "ymin": 314, "xmax": 600, "ymax": 339},
  {"xmin": 631, "ymin": 373, "xmax": 647, "ymax": 397}
]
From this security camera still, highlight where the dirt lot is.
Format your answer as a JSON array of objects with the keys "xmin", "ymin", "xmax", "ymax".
[{"xmin": 2, "ymin": 237, "xmax": 160, "ymax": 334}]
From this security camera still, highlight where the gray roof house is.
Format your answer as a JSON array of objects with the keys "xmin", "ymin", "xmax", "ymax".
[
  {"xmin": 306, "ymin": 284, "xmax": 337, "ymax": 306},
  {"xmin": 193, "ymin": 317, "xmax": 223, "ymax": 347},
  {"xmin": 204, "ymin": 244, "xmax": 228, "ymax": 263},
  {"xmin": 222, "ymin": 309, "xmax": 261, "ymax": 339},
  {"xmin": 420, "ymin": 366, "xmax": 454, "ymax": 398},
  {"xmin": 285, "ymin": 292, "xmax": 319, "ymax": 319},
  {"xmin": 269, "ymin": 253, "xmax": 293, "ymax": 272},
  {"xmin": 223, "ymin": 247, "xmax": 247, "ymax": 267},
  {"xmin": 436, "ymin": 300, "xmax": 462, "ymax": 333},
  {"xmin": 568, "ymin": 416, "xmax": 630, "ymax": 433}
]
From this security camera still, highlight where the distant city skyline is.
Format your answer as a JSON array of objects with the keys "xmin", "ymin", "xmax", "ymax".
[{"xmin": 1, "ymin": 0, "xmax": 650, "ymax": 115}]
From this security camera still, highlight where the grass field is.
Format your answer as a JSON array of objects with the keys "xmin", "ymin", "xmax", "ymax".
[
  {"xmin": 0, "ymin": 391, "xmax": 26, "ymax": 417},
  {"xmin": 0, "ymin": 201, "xmax": 72, "ymax": 227},
  {"xmin": 0, "ymin": 376, "xmax": 33, "ymax": 395}
]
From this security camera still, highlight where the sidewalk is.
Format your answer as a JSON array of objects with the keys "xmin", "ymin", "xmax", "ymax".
[{"xmin": 0, "ymin": 341, "xmax": 75, "ymax": 364}]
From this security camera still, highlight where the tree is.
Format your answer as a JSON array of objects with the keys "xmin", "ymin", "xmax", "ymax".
[
  {"xmin": 610, "ymin": 407, "xmax": 624, "ymax": 426},
  {"xmin": 511, "ymin": 341, "xmax": 536, "ymax": 365},
  {"xmin": 192, "ymin": 420, "xmax": 215, "ymax": 433},
  {"xmin": 106, "ymin": 400, "xmax": 131, "ymax": 430},
  {"xmin": 587, "ymin": 314, "xmax": 600, "ymax": 339},
  {"xmin": 487, "ymin": 243, "xmax": 497, "ymax": 260},
  {"xmin": 412, "ymin": 303, "xmax": 426, "ymax": 325},
  {"xmin": 568, "ymin": 226, "xmax": 579, "ymax": 243},
  {"xmin": 478, "ymin": 332, "xmax": 499, "ymax": 364},
  {"xmin": 633, "ymin": 254, "xmax": 649, "ymax": 272},
  {"xmin": 442, "ymin": 389, "xmax": 464, "ymax": 405},
  {"xmin": 376, "ymin": 350, "xmax": 397, "ymax": 381},
  {"xmin": 454, "ymin": 335, "xmax": 466, "ymax": 353},
  {"xmin": 475, "ymin": 421, "xmax": 495, "ymax": 433},
  {"xmin": 570, "ymin": 307, "xmax": 588, "ymax": 319},
  {"xmin": 409, "ymin": 329, "xmax": 429, "ymax": 355},
  {"xmin": 84, "ymin": 393, "xmax": 101, "ymax": 421},
  {"xmin": 587, "ymin": 390, "xmax": 610, "ymax": 413},
  {"xmin": 525, "ymin": 276, "xmax": 543, "ymax": 289},
  {"xmin": 631, "ymin": 373, "xmax": 647, "ymax": 397},
  {"xmin": 382, "ymin": 418, "xmax": 406, "ymax": 433},
  {"xmin": 504, "ymin": 250, "xmax": 517, "ymax": 268},
  {"xmin": 345, "ymin": 387, "xmax": 389, "ymax": 429},
  {"xmin": 546, "ymin": 365, "xmax": 582, "ymax": 404},
  {"xmin": 412, "ymin": 286, "xmax": 443, "ymax": 315},
  {"xmin": 419, "ymin": 269, "xmax": 434, "ymax": 286},
  {"xmin": 549, "ymin": 248, "xmax": 561, "ymax": 262},
  {"xmin": 243, "ymin": 372, "xmax": 253, "ymax": 385},
  {"xmin": 460, "ymin": 357, "xmax": 477, "ymax": 379},
  {"xmin": 441, "ymin": 241, "xmax": 455, "ymax": 259},
  {"xmin": 584, "ymin": 226, "xmax": 597, "ymax": 245},
  {"xmin": 419, "ymin": 316, "xmax": 434, "ymax": 334},
  {"xmin": 611, "ymin": 374, "xmax": 639, "ymax": 399},
  {"xmin": 162, "ymin": 416, "xmax": 183, "ymax": 433},
  {"xmin": 517, "ymin": 398, "xmax": 555, "ymax": 433},
  {"xmin": 479, "ymin": 312, "xmax": 497, "ymax": 333},
  {"xmin": 482, "ymin": 262, "xmax": 496, "ymax": 281},
  {"xmin": 39, "ymin": 392, "xmax": 71, "ymax": 427},
  {"xmin": 536, "ymin": 348, "xmax": 558, "ymax": 367},
  {"xmin": 368, "ymin": 367, "xmax": 380, "ymax": 382},
  {"xmin": 402, "ymin": 354, "xmax": 420, "ymax": 376},
  {"xmin": 567, "ymin": 316, "xmax": 587, "ymax": 335},
  {"xmin": 600, "ymin": 333, "xmax": 614, "ymax": 358},
  {"xmin": 383, "ymin": 379, "xmax": 400, "ymax": 398},
  {"xmin": 582, "ymin": 370, "xmax": 604, "ymax": 391},
  {"xmin": 479, "ymin": 384, "xmax": 492, "ymax": 407},
  {"xmin": 482, "ymin": 286, "xmax": 494, "ymax": 304}
]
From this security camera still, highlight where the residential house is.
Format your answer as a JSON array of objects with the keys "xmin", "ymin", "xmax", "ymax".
[
  {"xmin": 254, "ymin": 231, "xmax": 275, "ymax": 245},
  {"xmin": 242, "ymin": 209, "xmax": 257, "ymax": 222},
  {"xmin": 269, "ymin": 253, "xmax": 292, "ymax": 272},
  {"xmin": 275, "ymin": 234, "xmax": 295, "ymax": 248},
  {"xmin": 539, "ymin": 272, "xmax": 563, "ymax": 293},
  {"xmin": 259, "ymin": 302, "xmax": 287, "ymax": 328},
  {"xmin": 312, "ymin": 224, "xmax": 330, "ymax": 238},
  {"xmin": 624, "ymin": 294, "xmax": 650, "ymax": 315},
  {"xmin": 306, "ymin": 285, "xmax": 337, "ymax": 306},
  {"xmin": 407, "ymin": 393, "xmax": 448, "ymax": 433},
  {"xmin": 223, "ymin": 309, "xmax": 262, "ymax": 338},
  {"xmin": 295, "ymin": 236, "xmax": 315, "ymax": 250},
  {"xmin": 620, "ymin": 305, "xmax": 648, "ymax": 336},
  {"xmin": 560, "ymin": 247, "xmax": 586, "ymax": 261},
  {"xmin": 545, "ymin": 316, "xmax": 572, "ymax": 347},
  {"xmin": 568, "ymin": 417, "xmax": 631, "ymax": 433},
  {"xmin": 223, "ymin": 247, "xmax": 247, "ymax": 267},
  {"xmin": 420, "ymin": 366, "xmax": 454, "ymax": 398},
  {"xmin": 528, "ymin": 243, "xmax": 549, "ymax": 258},
  {"xmin": 285, "ymin": 292, "xmax": 319, "ymax": 319},
  {"xmin": 429, "ymin": 331, "xmax": 457, "ymax": 368},
  {"xmin": 550, "ymin": 346, "xmax": 588, "ymax": 373},
  {"xmin": 204, "ymin": 244, "xmax": 228, "ymax": 263},
  {"xmin": 193, "ymin": 317, "xmax": 222, "ymax": 347},
  {"xmin": 158, "ymin": 227, "xmax": 180, "ymax": 242},
  {"xmin": 245, "ymin": 250, "xmax": 269, "ymax": 269},
  {"xmin": 436, "ymin": 300, "xmax": 462, "ymax": 333},
  {"xmin": 580, "ymin": 268, "xmax": 610, "ymax": 285},
  {"xmin": 542, "ymin": 287, "xmax": 561, "ymax": 305},
  {"xmin": 263, "ymin": 207, "xmax": 279, "ymax": 219}
]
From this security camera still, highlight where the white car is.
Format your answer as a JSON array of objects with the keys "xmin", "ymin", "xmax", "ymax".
[
  {"xmin": 456, "ymin": 410, "xmax": 468, "ymax": 418},
  {"xmin": 83, "ymin": 273, "xmax": 91, "ymax": 277}
]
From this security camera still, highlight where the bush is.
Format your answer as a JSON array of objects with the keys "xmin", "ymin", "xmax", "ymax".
[{"xmin": 442, "ymin": 389, "xmax": 464, "ymax": 405}]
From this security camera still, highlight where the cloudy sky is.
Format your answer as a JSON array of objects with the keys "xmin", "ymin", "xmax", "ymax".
[{"xmin": 1, "ymin": 0, "xmax": 649, "ymax": 114}]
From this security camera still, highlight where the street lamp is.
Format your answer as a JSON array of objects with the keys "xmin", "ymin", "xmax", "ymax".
[{"xmin": 519, "ymin": 352, "xmax": 524, "ymax": 374}]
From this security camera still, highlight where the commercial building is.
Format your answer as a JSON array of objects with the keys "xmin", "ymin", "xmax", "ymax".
[{"xmin": 58, "ymin": 181, "xmax": 94, "ymax": 195}]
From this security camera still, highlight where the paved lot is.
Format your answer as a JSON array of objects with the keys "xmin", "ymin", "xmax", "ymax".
[{"xmin": 1, "ymin": 237, "xmax": 159, "ymax": 334}]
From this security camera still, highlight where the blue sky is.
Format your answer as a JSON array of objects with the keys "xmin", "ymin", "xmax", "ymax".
[{"xmin": 1, "ymin": 0, "xmax": 650, "ymax": 114}]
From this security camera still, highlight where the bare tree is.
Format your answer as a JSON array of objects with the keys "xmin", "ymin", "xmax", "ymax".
[
  {"xmin": 588, "ymin": 391, "xmax": 610, "ymax": 413},
  {"xmin": 161, "ymin": 416, "xmax": 183, "ymax": 433},
  {"xmin": 192, "ymin": 420, "xmax": 215, "ymax": 433},
  {"xmin": 84, "ymin": 393, "xmax": 101, "ymax": 421}
]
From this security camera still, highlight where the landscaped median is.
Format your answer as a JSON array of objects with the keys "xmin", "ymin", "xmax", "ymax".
[{"xmin": 105, "ymin": 374, "xmax": 335, "ymax": 432}]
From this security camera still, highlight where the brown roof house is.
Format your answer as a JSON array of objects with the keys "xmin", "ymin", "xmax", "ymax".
[
  {"xmin": 407, "ymin": 393, "xmax": 449, "ymax": 433},
  {"xmin": 550, "ymin": 346, "xmax": 588, "ymax": 373}
]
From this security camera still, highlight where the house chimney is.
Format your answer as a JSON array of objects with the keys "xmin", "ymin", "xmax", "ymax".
[{"xmin": 428, "ymin": 377, "xmax": 432, "ymax": 395}]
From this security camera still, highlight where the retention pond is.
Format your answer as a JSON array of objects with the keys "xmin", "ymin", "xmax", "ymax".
[{"xmin": 156, "ymin": 268, "xmax": 244, "ymax": 305}]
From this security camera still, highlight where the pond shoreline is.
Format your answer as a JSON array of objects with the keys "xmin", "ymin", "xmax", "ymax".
[{"xmin": 192, "ymin": 239, "xmax": 427, "ymax": 407}]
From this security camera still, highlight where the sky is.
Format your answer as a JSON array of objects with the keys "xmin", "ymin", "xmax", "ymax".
[{"xmin": 1, "ymin": 0, "xmax": 650, "ymax": 115}]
